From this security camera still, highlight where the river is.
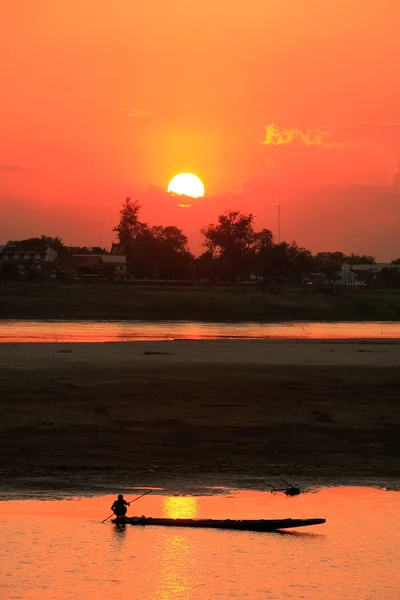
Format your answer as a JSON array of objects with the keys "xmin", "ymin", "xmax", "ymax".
[
  {"xmin": 0, "ymin": 488, "xmax": 398, "ymax": 599},
  {"xmin": 0, "ymin": 319, "xmax": 400, "ymax": 342}
]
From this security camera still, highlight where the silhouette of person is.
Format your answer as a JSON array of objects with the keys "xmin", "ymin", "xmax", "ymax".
[{"xmin": 111, "ymin": 494, "xmax": 129, "ymax": 517}]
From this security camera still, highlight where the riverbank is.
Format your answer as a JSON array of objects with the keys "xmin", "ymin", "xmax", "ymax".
[
  {"xmin": 2, "ymin": 284, "xmax": 400, "ymax": 321},
  {"xmin": 1, "ymin": 340, "xmax": 399, "ymax": 494}
]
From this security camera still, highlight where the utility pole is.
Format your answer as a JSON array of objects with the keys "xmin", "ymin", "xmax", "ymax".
[{"xmin": 277, "ymin": 194, "xmax": 281, "ymax": 243}]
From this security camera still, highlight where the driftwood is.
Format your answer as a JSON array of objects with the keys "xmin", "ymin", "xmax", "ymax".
[{"xmin": 266, "ymin": 480, "xmax": 302, "ymax": 496}]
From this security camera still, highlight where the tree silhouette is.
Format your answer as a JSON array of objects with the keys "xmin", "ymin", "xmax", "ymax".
[
  {"xmin": 314, "ymin": 252, "xmax": 346, "ymax": 283},
  {"xmin": 113, "ymin": 198, "xmax": 193, "ymax": 279},
  {"xmin": 151, "ymin": 226, "xmax": 194, "ymax": 279},
  {"xmin": 113, "ymin": 197, "xmax": 143, "ymax": 249},
  {"xmin": 201, "ymin": 210, "xmax": 257, "ymax": 280},
  {"xmin": 6, "ymin": 236, "xmax": 65, "ymax": 253},
  {"xmin": 40, "ymin": 236, "xmax": 65, "ymax": 253},
  {"xmin": 345, "ymin": 254, "xmax": 375, "ymax": 264}
]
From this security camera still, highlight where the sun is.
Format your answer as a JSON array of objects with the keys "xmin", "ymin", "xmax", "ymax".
[{"xmin": 168, "ymin": 173, "xmax": 204, "ymax": 198}]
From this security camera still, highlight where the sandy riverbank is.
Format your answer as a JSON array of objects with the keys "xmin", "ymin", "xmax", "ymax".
[
  {"xmin": 0, "ymin": 340, "xmax": 399, "ymax": 495},
  {"xmin": 1, "ymin": 338, "xmax": 400, "ymax": 367}
]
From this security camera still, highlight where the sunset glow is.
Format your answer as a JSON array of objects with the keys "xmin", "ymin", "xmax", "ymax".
[{"xmin": 1, "ymin": 1, "xmax": 400, "ymax": 258}]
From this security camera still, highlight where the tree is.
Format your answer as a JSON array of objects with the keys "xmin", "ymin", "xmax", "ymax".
[
  {"xmin": 195, "ymin": 251, "xmax": 217, "ymax": 282},
  {"xmin": 314, "ymin": 251, "xmax": 346, "ymax": 283},
  {"xmin": 201, "ymin": 211, "xmax": 257, "ymax": 280},
  {"xmin": 287, "ymin": 243, "xmax": 315, "ymax": 282},
  {"xmin": 40, "ymin": 236, "xmax": 65, "ymax": 253},
  {"xmin": 254, "ymin": 228, "xmax": 274, "ymax": 253},
  {"xmin": 247, "ymin": 228, "xmax": 273, "ymax": 279},
  {"xmin": 113, "ymin": 197, "xmax": 143, "ymax": 248},
  {"xmin": 391, "ymin": 258, "xmax": 400, "ymax": 265},
  {"xmin": 375, "ymin": 267, "xmax": 400, "ymax": 287},
  {"xmin": 6, "ymin": 236, "xmax": 65, "ymax": 253},
  {"xmin": 258, "ymin": 241, "xmax": 313, "ymax": 282},
  {"xmin": 345, "ymin": 254, "xmax": 375, "ymax": 264},
  {"xmin": 202, "ymin": 210, "xmax": 256, "ymax": 256},
  {"xmin": 147, "ymin": 225, "xmax": 194, "ymax": 280},
  {"xmin": 113, "ymin": 203, "xmax": 194, "ymax": 279},
  {"xmin": 113, "ymin": 198, "xmax": 148, "ymax": 276}
]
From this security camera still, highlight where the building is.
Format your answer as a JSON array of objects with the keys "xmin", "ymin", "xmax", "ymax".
[
  {"xmin": 111, "ymin": 243, "xmax": 123, "ymax": 255},
  {"xmin": 69, "ymin": 253, "xmax": 127, "ymax": 280},
  {"xmin": 0, "ymin": 242, "xmax": 58, "ymax": 278},
  {"xmin": 341, "ymin": 263, "xmax": 400, "ymax": 283},
  {"xmin": 0, "ymin": 244, "xmax": 57, "ymax": 263}
]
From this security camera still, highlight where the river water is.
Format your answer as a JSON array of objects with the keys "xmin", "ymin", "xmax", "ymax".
[
  {"xmin": 0, "ymin": 319, "xmax": 400, "ymax": 342},
  {"xmin": 0, "ymin": 488, "xmax": 398, "ymax": 599}
]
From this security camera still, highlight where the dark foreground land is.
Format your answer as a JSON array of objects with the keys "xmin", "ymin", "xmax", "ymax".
[
  {"xmin": 2, "ymin": 284, "xmax": 400, "ymax": 321},
  {"xmin": 0, "ymin": 341, "xmax": 399, "ymax": 494}
]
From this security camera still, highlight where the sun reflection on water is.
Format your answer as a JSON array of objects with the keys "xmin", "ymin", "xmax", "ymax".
[
  {"xmin": 151, "ymin": 497, "xmax": 199, "ymax": 598},
  {"xmin": 163, "ymin": 496, "xmax": 198, "ymax": 519},
  {"xmin": 155, "ymin": 535, "xmax": 197, "ymax": 600}
]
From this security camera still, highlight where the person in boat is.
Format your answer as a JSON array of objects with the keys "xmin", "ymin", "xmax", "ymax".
[{"xmin": 111, "ymin": 494, "xmax": 130, "ymax": 517}]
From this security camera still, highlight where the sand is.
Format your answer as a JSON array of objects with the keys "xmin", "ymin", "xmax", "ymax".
[
  {"xmin": 0, "ymin": 340, "xmax": 399, "ymax": 496},
  {"xmin": 1, "ymin": 338, "xmax": 400, "ymax": 368}
]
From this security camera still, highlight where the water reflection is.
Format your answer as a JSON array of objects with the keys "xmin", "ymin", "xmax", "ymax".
[
  {"xmin": 112, "ymin": 523, "xmax": 127, "ymax": 543},
  {"xmin": 155, "ymin": 535, "xmax": 198, "ymax": 600},
  {"xmin": 154, "ymin": 498, "xmax": 199, "ymax": 598},
  {"xmin": 0, "ymin": 488, "xmax": 399, "ymax": 599},
  {"xmin": 163, "ymin": 496, "xmax": 198, "ymax": 519},
  {"xmin": 1, "ymin": 319, "xmax": 400, "ymax": 342}
]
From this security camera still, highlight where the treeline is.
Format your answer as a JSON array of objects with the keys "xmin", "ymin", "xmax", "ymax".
[
  {"xmin": 2, "ymin": 198, "xmax": 400, "ymax": 284},
  {"xmin": 113, "ymin": 198, "xmax": 399, "ymax": 283}
]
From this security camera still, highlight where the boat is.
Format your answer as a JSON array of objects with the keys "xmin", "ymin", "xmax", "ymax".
[{"xmin": 111, "ymin": 516, "xmax": 326, "ymax": 531}]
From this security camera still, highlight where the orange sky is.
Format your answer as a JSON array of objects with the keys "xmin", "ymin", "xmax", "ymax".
[{"xmin": 1, "ymin": 0, "xmax": 400, "ymax": 259}]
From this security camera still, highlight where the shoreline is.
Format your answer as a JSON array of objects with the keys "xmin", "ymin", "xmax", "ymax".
[
  {"xmin": 2, "ymin": 286, "xmax": 400, "ymax": 321},
  {"xmin": 1, "ymin": 479, "xmax": 399, "ymax": 501}
]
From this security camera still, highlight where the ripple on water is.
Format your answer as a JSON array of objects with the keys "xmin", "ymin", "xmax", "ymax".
[{"xmin": 0, "ymin": 487, "xmax": 399, "ymax": 599}]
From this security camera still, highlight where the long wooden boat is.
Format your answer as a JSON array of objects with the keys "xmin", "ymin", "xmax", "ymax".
[{"xmin": 111, "ymin": 516, "xmax": 326, "ymax": 531}]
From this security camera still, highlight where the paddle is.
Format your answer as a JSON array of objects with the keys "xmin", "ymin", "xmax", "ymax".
[{"xmin": 101, "ymin": 489, "xmax": 152, "ymax": 523}]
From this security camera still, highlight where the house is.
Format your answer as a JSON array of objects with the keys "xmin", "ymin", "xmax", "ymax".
[
  {"xmin": 341, "ymin": 263, "xmax": 400, "ymax": 283},
  {"xmin": 111, "ymin": 243, "xmax": 123, "ymax": 255},
  {"xmin": 69, "ymin": 252, "xmax": 127, "ymax": 280},
  {"xmin": 0, "ymin": 242, "xmax": 58, "ymax": 278},
  {"xmin": 0, "ymin": 243, "xmax": 57, "ymax": 263}
]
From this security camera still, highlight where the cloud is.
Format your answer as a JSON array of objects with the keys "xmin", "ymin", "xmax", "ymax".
[
  {"xmin": 262, "ymin": 124, "xmax": 334, "ymax": 147},
  {"xmin": 260, "ymin": 122, "xmax": 400, "ymax": 187},
  {"xmin": 119, "ymin": 108, "xmax": 154, "ymax": 117},
  {"xmin": 262, "ymin": 122, "xmax": 400, "ymax": 150}
]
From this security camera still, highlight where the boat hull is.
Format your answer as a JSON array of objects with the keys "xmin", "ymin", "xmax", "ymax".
[{"xmin": 111, "ymin": 516, "xmax": 326, "ymax": 531}]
